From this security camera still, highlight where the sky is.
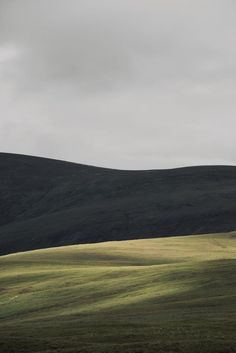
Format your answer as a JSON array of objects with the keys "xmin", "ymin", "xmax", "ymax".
[{"xmin": 0, "ymin": 0, "xmax": 236, "ymax": 169}]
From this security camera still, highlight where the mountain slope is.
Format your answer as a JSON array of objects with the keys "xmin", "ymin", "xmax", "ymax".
[
  {"xmin": 1, "ymin": 153, "xmax": 236, "ymax": 255},
  {"xmin": 0, "ymin": 232, "xmax": 235, "ymax": 353}
]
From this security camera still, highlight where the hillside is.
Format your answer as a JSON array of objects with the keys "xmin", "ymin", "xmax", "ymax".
[
  {"xmin": 1, "ymin": 153, "xmax": 236, "ymax": 255},
  {"xmin": 0, "ymin": 232, "xmax": 235, "ymax": 353}
]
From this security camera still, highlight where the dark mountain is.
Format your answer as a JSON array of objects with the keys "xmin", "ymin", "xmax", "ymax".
[{"xmin": 0, "ymin": 153, "xmax": 236, "ymax": 255}]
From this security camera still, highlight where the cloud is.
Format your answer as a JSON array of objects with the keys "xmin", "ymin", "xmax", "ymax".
[{"xmin": 0, "ymin": 0, "xmax": 236, "ymax": 168}]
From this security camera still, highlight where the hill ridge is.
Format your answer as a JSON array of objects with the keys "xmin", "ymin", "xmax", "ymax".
[{"xmin": 1, "ymin": 153, "xmax": 236, "ymax": 255}]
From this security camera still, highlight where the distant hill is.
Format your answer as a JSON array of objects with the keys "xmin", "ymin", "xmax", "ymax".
[{"xmin": 0, "ymin": 153, "xmax": 236, "ymax": 255}]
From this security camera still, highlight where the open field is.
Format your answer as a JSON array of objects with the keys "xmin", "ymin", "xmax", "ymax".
[{"xmin": 0, "ymin": 232, "xmax": 236, "ymax": 353}]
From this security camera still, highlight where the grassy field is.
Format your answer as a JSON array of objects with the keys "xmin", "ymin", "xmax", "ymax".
[{"xmin": 0, "ymin": 232, "xmax": 235, "ymax": 353}]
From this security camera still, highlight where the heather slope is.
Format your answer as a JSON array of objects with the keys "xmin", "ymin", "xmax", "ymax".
[{"xmin": 1, "ymin": 153, "xmax": 236, "ymax": 254}]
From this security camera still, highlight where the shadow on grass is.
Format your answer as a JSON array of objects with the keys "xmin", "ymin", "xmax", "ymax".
[{"xmin": 0, "ymin": 259, "xmax": 235, "ymax": 353}]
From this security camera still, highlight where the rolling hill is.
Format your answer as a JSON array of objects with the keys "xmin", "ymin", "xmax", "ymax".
[
  {"xmin": 1, "ymin": 153, "xmax": 236, "ymax": 255},
  {"xmin": 0, "ymin": 232, "xmax": 235, "ymax": 353}
]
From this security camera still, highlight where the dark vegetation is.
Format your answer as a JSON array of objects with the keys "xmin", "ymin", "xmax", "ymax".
[{"xmin": 1, "ymin": 152, "xmax": 236, "ymax": 255}]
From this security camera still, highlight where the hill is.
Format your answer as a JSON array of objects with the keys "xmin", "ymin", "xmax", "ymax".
[
  {"xmin": 1, "ymin": 153, "xmax": 236, "ymax": 255},
  {"xmin": 0, "ymin": 232, "xmax": 235, "ymax": 353}
]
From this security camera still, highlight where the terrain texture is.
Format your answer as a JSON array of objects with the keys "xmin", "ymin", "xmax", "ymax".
[
  {"xmin": 1, "ymin": 153, "xmax": 236, "ymax": 255},
  {"xmin": 0, "ymin": 232, "xmax": 235, "ymax": 353}
]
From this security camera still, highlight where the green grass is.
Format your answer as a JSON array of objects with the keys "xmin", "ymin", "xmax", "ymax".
[{"xmin": 0, "ymin": 232, "xmax": 236, "ymax": 353}]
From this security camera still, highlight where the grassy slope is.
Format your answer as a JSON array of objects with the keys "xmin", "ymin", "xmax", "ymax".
[{"xmin": 0, "ymin": 232, "xmax": 235, "ymax": 353}]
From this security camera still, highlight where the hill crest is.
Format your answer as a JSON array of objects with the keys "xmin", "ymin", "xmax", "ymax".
[{"xmin": 1, "ymin": 153, "xmax": 236, "ymax": 255}]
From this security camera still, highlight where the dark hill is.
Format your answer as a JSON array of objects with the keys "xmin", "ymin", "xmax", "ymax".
[{"xmin": 0, "ymin": 153, "xmax": 236, "ymax": 255}]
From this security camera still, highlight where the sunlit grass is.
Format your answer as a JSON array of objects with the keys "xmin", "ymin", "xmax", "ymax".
[{"xmin": 0, "ymin": 232, "xmax": 235, "ymax": 353}]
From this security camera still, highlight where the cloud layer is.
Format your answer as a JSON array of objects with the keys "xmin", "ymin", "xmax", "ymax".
[{"xmin": 0, "ymin": 0, "xmax": 236, "ymax": 169}]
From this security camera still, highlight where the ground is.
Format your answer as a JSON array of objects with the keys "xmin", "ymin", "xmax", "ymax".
[{"xmin": 0, "ymin": 232, "xmax": 235, "ymax": 353}]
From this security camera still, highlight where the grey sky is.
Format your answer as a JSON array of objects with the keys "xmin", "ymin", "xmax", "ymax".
[{"xmin": 0, "ymin": 0, "xmax": 236, "ymax": 169}]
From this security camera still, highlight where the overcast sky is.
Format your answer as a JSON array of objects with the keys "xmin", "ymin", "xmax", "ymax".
[{"xmin": 0, "ymin": 0, "xmax": 235, "ymax": 169}]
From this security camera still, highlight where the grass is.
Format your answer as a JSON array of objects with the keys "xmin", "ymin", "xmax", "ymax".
[{"xmin": 0, "ymin": 232, "xmax": 236, "ymax": 353}]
